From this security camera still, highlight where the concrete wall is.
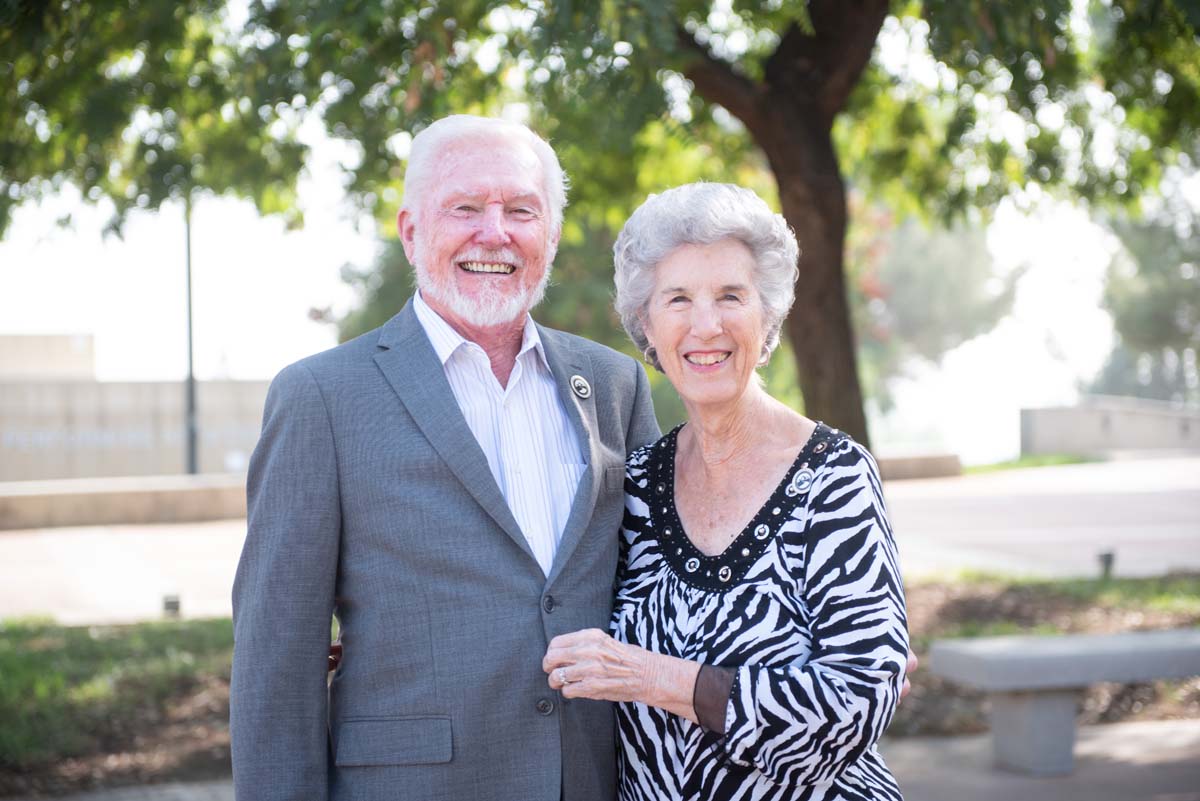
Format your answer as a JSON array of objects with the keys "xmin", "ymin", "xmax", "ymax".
[
  {"xmin": 0, "ymin": 380, "xmax": 268, "ymax": 481},
  {"xmin": 1021, "ymin": 396, "xmax": 1200, "ymax": 456}
]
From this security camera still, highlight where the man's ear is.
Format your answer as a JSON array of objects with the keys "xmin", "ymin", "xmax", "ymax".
[{"xmin": 397, "ymin": 207, "xmax": 418, "ymax": 264}]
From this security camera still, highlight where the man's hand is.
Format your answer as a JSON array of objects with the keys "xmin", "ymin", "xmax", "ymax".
[{"xmin": 900, "ymin": 649, "xmax": 918, "ymax": 702}]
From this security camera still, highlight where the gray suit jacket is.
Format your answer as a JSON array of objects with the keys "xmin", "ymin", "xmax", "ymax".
[{"xmin": 231, "ymin": 300, "xmax": 660, "ymax": 801}]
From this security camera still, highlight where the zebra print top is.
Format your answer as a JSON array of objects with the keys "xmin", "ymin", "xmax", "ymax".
[{"xmin": 611, "ymin": 422, "xmax": 908, "ymax": 801}]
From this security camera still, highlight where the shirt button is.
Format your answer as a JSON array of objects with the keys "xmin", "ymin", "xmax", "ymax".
[
  {"xmin": 542, "ymin": 595, "xmax": 556, "ymax": 613},
  {"xmin": 536, "ymin": 698, "xmax": 555, "ymax": 716}
]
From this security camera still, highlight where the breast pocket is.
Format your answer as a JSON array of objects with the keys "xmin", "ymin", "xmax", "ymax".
[{"xmin": 334, "ymin": 716, "xmax": 452, "ymax": 766}]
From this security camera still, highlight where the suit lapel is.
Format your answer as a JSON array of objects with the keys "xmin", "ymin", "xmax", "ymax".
[
  {"xmin": 539, "ymin": 326, "xmax": 603, "ymax": 587},
  {"xmin": 373, "ymin": 302, "xmax": 535, "ymax": 565}
]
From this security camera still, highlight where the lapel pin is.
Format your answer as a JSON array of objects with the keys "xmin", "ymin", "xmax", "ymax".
[{"xmin": 569, "ymin": 374, "xmax": 592, "ymax": 399}]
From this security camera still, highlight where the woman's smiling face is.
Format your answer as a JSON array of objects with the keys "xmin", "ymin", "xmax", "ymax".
[{"xmin": 643, "ymin": 238, "xmax": 766, "ymax": 411}]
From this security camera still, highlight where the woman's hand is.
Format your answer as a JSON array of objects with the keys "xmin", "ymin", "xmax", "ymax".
[
  {"xmin": 543, "ymin": 628, "xmax": 650, "ymax": 702},
  {"xmin": 544, "ymin": 629, "xmax": 700, "ymax": 722}
]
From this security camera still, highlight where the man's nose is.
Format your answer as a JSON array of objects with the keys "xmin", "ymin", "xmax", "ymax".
[{"xmin": 475, "ymin": 205, "xmax": 511, "ymax": 246}]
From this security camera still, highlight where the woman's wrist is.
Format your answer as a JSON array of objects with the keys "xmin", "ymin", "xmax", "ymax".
[{"xmin": 639, "ymin": 650, "xmax": 702, "ymax": 724}]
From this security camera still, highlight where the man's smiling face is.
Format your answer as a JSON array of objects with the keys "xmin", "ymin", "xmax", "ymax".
[{"xmin": 399, "ymin": 135, "xmax": 558, "ymax": 332}]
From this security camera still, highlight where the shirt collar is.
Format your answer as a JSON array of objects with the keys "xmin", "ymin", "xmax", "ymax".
[{"xmin": 412, "ymin": 290, "xmax": 550, "ymax": 372}]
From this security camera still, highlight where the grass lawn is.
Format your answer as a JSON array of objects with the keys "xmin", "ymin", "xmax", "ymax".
[
  {"xmin": 0, "ymin": 618, "xmax": 233, "ymax": 795},
  {"xmin": 963, "ymin": 453, "xmax": 1098, "ymax": 474},
  {"xmin": 1, "ymin": 573, "xmax": 1197, "ymax": 795}
]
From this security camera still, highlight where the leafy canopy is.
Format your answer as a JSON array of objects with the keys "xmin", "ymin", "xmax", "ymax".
[{"xmin": 0, "ymin": 0, "xmax": 305, "ymax": 235}]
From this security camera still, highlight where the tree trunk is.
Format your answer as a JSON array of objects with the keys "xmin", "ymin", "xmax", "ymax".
[
  {"xmin": 759, "ymin": 107, "xmax": 870, "ymax": 446},
  {"xmin": 678, "ymin": 1, "xmax": 887, "ymax": 447}
]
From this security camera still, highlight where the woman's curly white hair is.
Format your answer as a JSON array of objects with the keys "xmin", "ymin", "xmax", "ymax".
[{"xmin": 613, "ymin": 182, "xmax": 799, "ymax": 370}]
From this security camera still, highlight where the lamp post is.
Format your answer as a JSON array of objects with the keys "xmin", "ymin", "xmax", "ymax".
[{"xmin": 184, "ymin": 192, "xmax": 198, "ymax": 475}]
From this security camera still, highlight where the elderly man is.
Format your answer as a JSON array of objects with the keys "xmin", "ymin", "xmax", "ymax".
[{"xmin": 230, "ymin": 115, "xmax": 660, "ymax": 801}]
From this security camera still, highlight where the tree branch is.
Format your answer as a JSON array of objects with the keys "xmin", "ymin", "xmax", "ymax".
[
  {"xmin": 763, "ymin": 0, "xmax": 889, "ymax": 127},
  {"xmin": 675, "ymin": 25, "xmax": 764, "ymax": 136}
]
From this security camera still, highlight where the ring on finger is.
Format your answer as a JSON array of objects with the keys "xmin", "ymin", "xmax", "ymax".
[{"xmin": 557, "ymin": 667, "xmax": 571, "ymax": 685}]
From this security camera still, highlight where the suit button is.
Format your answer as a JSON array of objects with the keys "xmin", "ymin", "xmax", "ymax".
[
  {"xmin": 536, "ymin": 698, "xmax": 555, "ymax": 716},
  {"xmin": 542, "ymin": 595, "xmax": 556, "ymax": 613}
]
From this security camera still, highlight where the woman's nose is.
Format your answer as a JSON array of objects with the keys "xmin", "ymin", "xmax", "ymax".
[{"xmin": 691, "ymin": 303, "xmax": 723, "ymax": 337}]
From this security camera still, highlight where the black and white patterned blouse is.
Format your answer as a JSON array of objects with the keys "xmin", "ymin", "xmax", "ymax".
[{"xmin": 611, "ymin": 422, "xmax": 908, "ymax": 801}]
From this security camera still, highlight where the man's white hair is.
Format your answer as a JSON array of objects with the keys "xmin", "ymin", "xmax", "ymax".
[{"xmin": 401, "ymin": 115, "xmax": 569, "ymax": 234}]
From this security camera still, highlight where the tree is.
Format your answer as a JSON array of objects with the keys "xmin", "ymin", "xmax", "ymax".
[
  {"xmin": 227, "ymin": 0, "xmax": 1200, "ymax": 444},
  {"xmin": 845, "ymin": 201, "xmax": 1021, "ymax": 410},
  {"xmin": 0, "ymin": 0, "xmax": 305, "ymax": 235},
  {"xmin": 1090, "ymin": 208, "xmax": 1200, "ymax": 404},
  {"xmin": 7, "ymin": 1, "xmax": 1199, "ymax": 444},
  {"xmin": 0, "ymin": 0, "xmax": 310, "ymax": 472}
]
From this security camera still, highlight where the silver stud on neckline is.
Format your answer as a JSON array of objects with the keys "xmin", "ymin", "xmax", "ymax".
[
  {"xmin": 685, "ymin": 557, "xmax": 700, "ymax": 573},
  {"xmin": 718, "ymin": 565, "xmax": 732, "ymax": 582},
  {"xmin": 788, "ymin": 468, "xmax": 815, "ymax": 496},
  {"xmin": 754, "ymin": 524, "xmax": 770, "ymax": 540}
]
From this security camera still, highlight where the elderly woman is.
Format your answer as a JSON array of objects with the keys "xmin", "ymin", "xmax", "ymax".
[{"xmin": 543, "ymin": 183, "xmax": 909, "ymax": 800}]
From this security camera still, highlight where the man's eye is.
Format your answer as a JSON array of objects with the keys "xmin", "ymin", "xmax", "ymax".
[
  {"xmin": 453, "ymin": 204, "xmax": 477, "ymax": 213},
  {"xmin": 510, "ymin": 207, "xmax": 536, "ymax": 218},
  {"xmin": 721, "ymin": 294, "xmax": 742, "ymax": 302},
  {"xmin": 669, "ymin": 296, "xmax": 688, "ymax": 304}
]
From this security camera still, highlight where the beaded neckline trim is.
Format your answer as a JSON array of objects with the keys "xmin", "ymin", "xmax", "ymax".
[{"xmin": 649, "ymin": 421, "xmax": 843, "ymax": 592}]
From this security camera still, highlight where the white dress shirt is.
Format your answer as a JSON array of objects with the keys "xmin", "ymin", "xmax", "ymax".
[{"xmin": 413, "ymin": 291, "xmax": 585, "ymax": 576}]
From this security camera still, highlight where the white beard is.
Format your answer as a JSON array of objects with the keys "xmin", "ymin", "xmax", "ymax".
[{"xmin": 412, "ymin": 240, "xmax": 554, "ymax": 328}]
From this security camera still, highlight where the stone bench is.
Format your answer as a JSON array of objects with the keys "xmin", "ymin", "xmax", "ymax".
[{"xmin": 928, "ymin": 628, "xmax": 1200, "ymax": 776}]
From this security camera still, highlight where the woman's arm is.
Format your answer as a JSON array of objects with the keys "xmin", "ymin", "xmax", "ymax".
[{"xmin": 719, "ymin": 440, "xmax": 909, "ymax": 785}]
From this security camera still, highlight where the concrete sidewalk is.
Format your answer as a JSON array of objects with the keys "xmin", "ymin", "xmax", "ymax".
[
  {"xmin": 9, "ymin": 720, "xmax": 1198, "ymax": 801},
  {"xmin": 3, "ymin": 456, "xmax": 1198, "ymax": 625},
  {"xmin": 881, "ymin": 718, "xmax": 1200, "ymax": 801}
]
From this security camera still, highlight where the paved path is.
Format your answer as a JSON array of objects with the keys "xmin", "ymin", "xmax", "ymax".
[
  {"xmin": 10, "ymin": 720, "xmax": 1198, "ymax": 801},
  {"xmin": 0, "ymin": 519, "xmax": 243, "ymax": 624},
  {"xmin": 886, "ymin": 455, "xmax": 1200, "ymax": 579},
  {"xmin": 882, "ymin": 719, "xmax": 1200, "ymax": 801},
  {"xmin": 0, "ymin": 456, "xmax": 1197, "ymax": 624}
]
